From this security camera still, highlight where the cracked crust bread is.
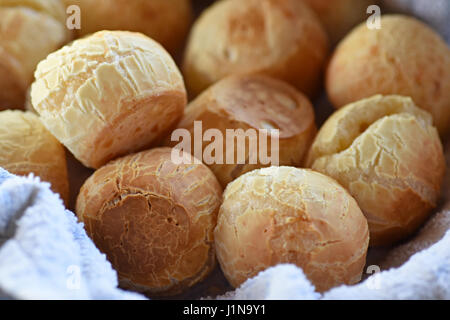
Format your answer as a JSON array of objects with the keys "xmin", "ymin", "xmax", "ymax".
[
  {"xmin": 165, "ymin": 74, "xmax": 317, "ymax": 188},
  {"xmin": 76, "ymin": 147, "xmax": 223, "ymax": 296},
  {"xmin": 301, "ymin": 0, "xmax": 376, "ymax": 44},
  {"xmin": 306, "ymin": 95, "xmax": 445, "ymax": 246},
  {"xmin": 183, "ymin": 0, "xmax": 329, "ymax": 98},
  {"xmin": 214, "ymin": 166, "xmax": 369, "ymax": 292},
  {"xmin": 0, "ymin": 0, "xmax": 71, "ymax": 110},
  {"xmin": 63, "ymin": 0, "xmax": 193, "ymax": 53},
  {"xmin": 0, "ymin": 110, "xmax": 69, "ymax": 204},
  {"xmin": 326, "ymin": 15, "xmax": 450, "ymax": 136},
  {"xmin": 31, "ymin": 31, "xmax": 187, "ymax": 169}
]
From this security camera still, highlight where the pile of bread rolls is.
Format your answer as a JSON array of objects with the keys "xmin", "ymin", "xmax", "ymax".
[{"xmin": 0, "ymin": 0, "xmax": 449, "ymax": 297}]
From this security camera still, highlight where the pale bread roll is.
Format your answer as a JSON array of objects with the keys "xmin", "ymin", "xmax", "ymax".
[
  {"xmin": 306, "ymin": 95, "xmax": 445, "ymax": 246},
  {"xmin": 0, "ymin": 0, "xmax": 68, "ymax": 23},
  {"xmin": 0, "ymin": 110, "xmax": 69, "ymax": 204},
  {"xmin": 31, "ymin": 31, "xmax": 187, "ymax": 169},
  {"xmin": 76, "ymin": 147, "xmax": 222, "ymax": 296},
  {"xmin": 214, "ymin": 166, "xmax": 370, "ymax": 292}
]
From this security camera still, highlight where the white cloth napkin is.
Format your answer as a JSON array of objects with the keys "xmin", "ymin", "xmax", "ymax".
[
  {"xmin": 0, "ymin": 168, "xmax": 145, "ymax": 300},
  {"xmin": 217, "ymin": 229, "xmax": 450, "ymax": 300}
]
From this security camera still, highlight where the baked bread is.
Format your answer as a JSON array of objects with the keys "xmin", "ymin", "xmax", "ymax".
[
  {"xmin": 306, "ymin": 95, "xmax": 445, "ymax": 246},
  {"xmin": 0, "ymin": 0, "xmax": 71, "ymax": 110},
  {"xmin": 301, "ymin": 0, "xmax": 376, "ymax": 44},
  {"xmin": 63, "ymin": 0, "xmax": 192, "ymax": 53},
  {"xmin": 166, "ymin": 74, "xmax": 317, "ymax": 188},
  {"xmin": 326, "ymin": 15, "xmax": 450, "ymax": 136},
  {"xmin": 183, "ymin": 0, "xmax": 329, "ymax": 98},
  {"xmin": 214, "ymin": 166, "xmax": 369, "ymax": 292},
  {"xmin": 0, "ymin": 110, "xmax": 69, "ymax": 204},
  {"xmin": 31, "ymin": 31, "xmax": 187, "ymax": 169},
  {"xmin": 76, "ymin": 147, "xmax": 222, "ymax": 296}
]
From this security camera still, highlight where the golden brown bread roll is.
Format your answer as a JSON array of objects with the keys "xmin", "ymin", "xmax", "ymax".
[
  {"xmin": 326, "ymin": 15, "xmax": 450, "ymax": 136},
  {"xmin": 166, "ymin": 74, "xmax": 317, "ymax": 188},
  {"xmin": 0, "ymin": 0, "xmax": 71, "ymax": 110},
  {"xmin": 0, "ymin": 110, "xmax": 69, "ymax": 204},
  {"xmin": 76, "ymin": 147, "xmax": 222, "ymax": 296},
  {"xmin": 301, "ymin": 0, "xmax": 376, "ymax": 44},
  {"xmin": 183, "ymin": 0, "xmax": 329, "ymax": 98},
  {"xmin": 31, "ymin": 31, "xmax": 187, "ymax": 169},
  {"xmin": 63, "ymin": 0, "xmax": 192, "ymax": 53},
  {"xmin": 214, "ymin": 166, "xmax": 370, "ymax": 292},
  {"xmin": 306, "ymin": 95, "xmax": 445, "ymax": 246}
]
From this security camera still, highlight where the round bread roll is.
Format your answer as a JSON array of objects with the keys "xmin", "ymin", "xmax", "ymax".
[
  {"xmin": 0, "ymin": 0, "xmax": 71, "ymax": 110},
  {"xmin": 0, "ymin": 110, "xmax": 69, "ymax": 204},
  {"xmin": 301, "ymin": 0, "xmax": 376, "ymax": 44},
  {"xmin": 76, "ymin": 147, "xmax": 223, "ymax": 296},
  {"xmin": 166, "ymin": 74, "xmax": 317, "ymax": 188},
  {"xmin": 306, "ymin": 95, "xmax": 445, "ymax": 246},
  {"xmin": 31, "ymin": 31, "xmax": 187, "ymax": 169},
  {"xmin": 63, "ymin": 0, "xmax": 192, "ymax": 53},
  {"xmin": 183, "ymin": 0, "xmax": 329, "ymax": 98},
  {"xmin": 326, "ymin": 15, "xmax": 450, "ymax": 136},
  {"xmin": 214, "ymin": 166, "xmax": 370, "ymax": 292},
  {"xmin": 1, "ymin": 0, "xmax": 68, "ymax": 22}
]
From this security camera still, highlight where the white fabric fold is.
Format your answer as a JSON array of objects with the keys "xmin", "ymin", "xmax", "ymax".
[
  {"xmin": 0, "ymin": 168, "xmax": 144, "ymax": 300},
  {"xmin": 218, "ymin": 230, "xmax": 450, "ymax": 300}
]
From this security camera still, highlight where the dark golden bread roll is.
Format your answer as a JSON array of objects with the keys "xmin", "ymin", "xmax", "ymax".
[
  {"xmin": 166, "ymin": 74, "xmax": 317, "ymax": 188},
  {"xmin": 63, "ymin": 0, "xmax": 193, "ymax": 53},
  {"xmin": 76, "ymin": 147, "xmax": 223, "ymax": 296},
  {"xmin": 183, "ymin": 0, "xmax": 329, "ymax": 98}
]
